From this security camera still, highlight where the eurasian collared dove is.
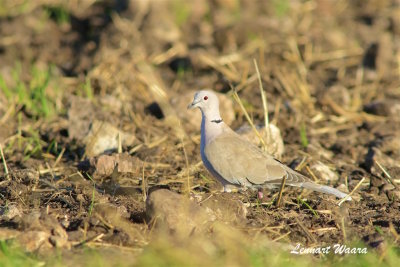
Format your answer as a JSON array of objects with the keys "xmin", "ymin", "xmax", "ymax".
[{"xmin": 188, "ymin": 90, "xmax": 350, "ymax": 200}]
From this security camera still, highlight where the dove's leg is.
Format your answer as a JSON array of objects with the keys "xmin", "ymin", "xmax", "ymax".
[{"xmin": 257, "ymin": 189, "xmax": 264, "ymax": 199}]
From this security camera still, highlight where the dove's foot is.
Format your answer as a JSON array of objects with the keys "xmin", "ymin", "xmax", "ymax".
[
  {"xmin": 222, "ymin": 184, "xmax": 239, "ymax": 193},
  {"xmin": 223, "ymin": 186, "xmax": 231, "ymax": 193}
]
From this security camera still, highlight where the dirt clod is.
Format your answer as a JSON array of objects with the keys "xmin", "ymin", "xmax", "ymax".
[{"xmin": 146, "ymin": 189, "xmax": 213, "ymax": 236}]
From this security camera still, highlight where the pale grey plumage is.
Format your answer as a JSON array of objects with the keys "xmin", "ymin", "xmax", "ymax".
[{"xmin": 188, "ymin": 90, "xmax": 350, "ymax": 200}]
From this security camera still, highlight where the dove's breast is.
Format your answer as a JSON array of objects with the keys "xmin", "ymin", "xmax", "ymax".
[{"xmin": 200, "ymin": 116, "xmax": 232, "ymax": 187}]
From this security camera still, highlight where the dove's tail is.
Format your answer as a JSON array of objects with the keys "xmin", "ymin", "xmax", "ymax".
[{"xmin": 301, "ymin": 181, "xmax": 351, "ymax": 200}]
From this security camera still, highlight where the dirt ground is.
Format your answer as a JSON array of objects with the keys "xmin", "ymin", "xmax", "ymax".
[{"xmin": 0, "ymin": 0, "xmax": 400, "ymax": 265}]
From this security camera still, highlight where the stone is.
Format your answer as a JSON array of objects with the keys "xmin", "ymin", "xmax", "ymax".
[
  {"xmin": 236, "ymin": 123, "xmax": 284, "ymax": 159},
  {"xmin": 363, "ymin": 100, "xmax": 400, "ymax": 117},
  {"xmin": 310, "ymin": 161, "xmax": 339, "ymax": 182},
  {"xmin": 18, "ymin": 211, "xmax": 70, "ymax": 249},
  {"xmin": 84, "ymin": 120, "xmax": 135, "ymax": 157},
  {"xmin": 0, "ymin": 204, "xmax": 22, "ymax": 221},
  {"xmin": 197, "ymin": 193, "xmax": 247, "ymax": 225},
  {"xmin": 88, "ymin": 153, "xmax": 143, "ymax": 177},
  {"xmin": 146, "ymin": 189, "xmax": 213, "ymax": 236},
  {"xmin": 16, "ymin": 231, "xmax": 52, "ymax": 252}
]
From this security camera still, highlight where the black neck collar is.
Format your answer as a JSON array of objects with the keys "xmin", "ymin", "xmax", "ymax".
[{"xmin": 211, "ymin": 119, "xmax": 223, "ymax": 124}]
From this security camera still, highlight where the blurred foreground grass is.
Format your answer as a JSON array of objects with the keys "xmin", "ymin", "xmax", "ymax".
[{"xmin": 1, "ymin": 238, "xmax": 400, "ymax": 267}]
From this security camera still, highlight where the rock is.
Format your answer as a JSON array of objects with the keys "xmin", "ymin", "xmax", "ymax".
[
  {"xmin": 60, "ymin": 215, "xmax": 70, "ymax": 229},
  {"xmin": 0, "ymin": 204, "xmax": 22, "ymax": 221},
  {"xmin": 67, "ymin": 230, "xmax": 84, "ymax": 242},
  {"xmin": 392, "ymin": 190, "xmax": 400, "ymax": 200},
  {"xmin": 49, "ymin": 235, "xmax": 69, "ymax": 248},
  {"xmin": 67, "ymin": 96, "xmax": 96, "ymax": 141},
  {"xmin": 236, "ymin": 123, "xmax": 284, "ymax": 159},
  {"xmin": 68, "ymin": 96, "xmax": 136, "ymax": 151},
  {"xmin": 309, "ymin": 161, "xmax": 339, "ymax": 182},
  {"xmin": 84, "ymin": 120, "xmax": 135, "ymax": 157},
  {"xmin": 19, "ymin": 211, "xmax": 42, "ymax": 230},
  {"xmin": 16, "ymin": 231, "xmax": 52, "ymax": 252},
  {"xmin": 324, "ymin": 85, "xmax": 351, "ymax": 110},
  {"xmin": 18, "ymin": 212, "xmax": 70, "ymax": 250},
  {"xmin": 364, "ymin": 147, "xmax": 400, "ymax": 176},
  {"xmin": 336, "ymin": 184, "xmax": 351, "ymax": 195},
  {"xmin": 172, "ymin": 90, "xmax": 235, "ymax": 130},
  {"xmin": 197, "ymin": 193, "xmax": 247, "ymax": 225},
  {"xmin": 94, "ymin": 203, "xmax": 130, "ymax": 220},
  {"xmin": 146, "ymin": 189, "xmax": 213, "ymax": 236},
  {"xmin": 382, "ymin": 184, "xmax": 395, "ymax": 191},
  {"xmin": 363, "ymin": 100, "xmax": 400, "ymax": 117},
  {"xmin": 99, "ymin": 95, "xmax": 125, "ymax": 115},
  {"xmin": 0, "ymin": 228, "xmax": 20, "ymax": 240},
  {"xmin": 306, "ymin": 143, "xmax": 334, "ymax": 161},
  {"xmin": 93, "ymin": 203, "xmax": 146, "ymax": 246},
  {"xmin": 87, "ymin": 153, "xmax": 143, "ymax": 177}
]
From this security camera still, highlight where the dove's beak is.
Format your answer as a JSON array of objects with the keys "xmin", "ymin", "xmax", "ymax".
[{"xmin": 187, "ymin": 100, "xmax": 199, "ymax": 110}]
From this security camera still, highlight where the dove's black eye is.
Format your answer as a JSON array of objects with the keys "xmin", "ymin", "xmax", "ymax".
[{"xmin": 204, "ymin": 96, "xmax": 208, "ymax": 100}]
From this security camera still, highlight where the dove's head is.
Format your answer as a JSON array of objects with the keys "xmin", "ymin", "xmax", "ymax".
[{"xmin": 187, "ymin": 90, "xmax": 221, "ymax": 117}]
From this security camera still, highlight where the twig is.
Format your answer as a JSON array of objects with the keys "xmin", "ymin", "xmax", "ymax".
[
  {"xmin": 0, "ymin": 144, "xmax": 9, "ymax": 179},
  {"xmin": 374, "ymin": 160, "xmax": 399, "ymax": 190},
  {"xmin": 272, "ymin": 231, "xmax": 291, "ymax": 242},
  {"xmin": 142, "ymin": 162, "xmax": 147, "ymax": 202},
  {"xmin": 129, "ymin": 143, "xmax": 144, "ymax": 154},
  {"xmin": 253, "ymin": 59, "xmax": 270, "ymax": 142},
  {"xmin": 337, "ymin": 177, "xmax": 366, "ymax": 206},
  {"xmin": 252, "ymin": 223, "xmax": 283, "ymax": 241},
  {"xmin": 389, "ymin": 222, "xmax": 399, "ymax": 243},
  {"xmin": 340, "ymin": 217, "xmax": 347, "ymax": 242},
  {"xmin": 146, "ymin": 136, "xmax": 168, "ymax": 149},
  {"xmin": 0, "ymin": 104, "xmax": 16, "ymax": 125},
  {"xmin": 38, "ymin": 167, "xmax": 63, "ymax": 175},
  {"xmin": 118, "ymin": 132, "xmax": 122, "ymax": 153},
  {"xmin": 45, "ymin": 162, "xmax": 56, "ymax": 183},
  {"xmin": 295, "ymin": 217, "xmax": 316, "ymax": 243},
  {"xmin": 95, "ymin": 213, "xmax": 114, "ymax": 229},
  {"xmin": 53, "ymin": 147, "xmax": 65, "ymax": 168},
  {"xmin": 276, "ymin": 175, "xmax": 286, "ymax": 207},
  {"xmin": 305, "ymin": 166, "xmax": 319, "ymax": 182},
  {"xmin": 86, "ymin": 173, "xmax": 96, "ymax": 216},
  {"xmin": 309, "ymin": 227, "xmax": 337, "ymax": 233},
  {"xmin": 74, "ymin": 233, "xmax": 105, "ymax": 248},
  {"xmin": 230, "ymin": 85, "xmax": 266, "ymax": 148}
]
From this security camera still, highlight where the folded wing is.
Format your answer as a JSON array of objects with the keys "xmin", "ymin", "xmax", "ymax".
[{"xmin": 204, "ymin": 133, "xmax": 306, "ymax": 186}]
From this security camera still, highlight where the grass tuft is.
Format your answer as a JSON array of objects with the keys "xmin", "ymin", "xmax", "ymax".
[
  {"xmin": 0, "ymin": 240, "xmax": 42, "ymax": 267},
  {"xmin": 170, "ymin": 0, "xmax": 191, "ymax": 27},
  {"xmin": 300, "ymin": 122, "xmax": 309, "ymax": 148},
  {"xmin": 1, "ymin": 63, "xmax": 60, "ymax": 119},
  {"xmin": 44, "ymin": 5, "xmax": 70, "ymax": 25}
]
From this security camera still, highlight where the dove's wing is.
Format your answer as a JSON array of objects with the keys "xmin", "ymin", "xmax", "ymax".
[{"xmin": 204, "ymin": 131, "xmax": 308, "ymax": 186}]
